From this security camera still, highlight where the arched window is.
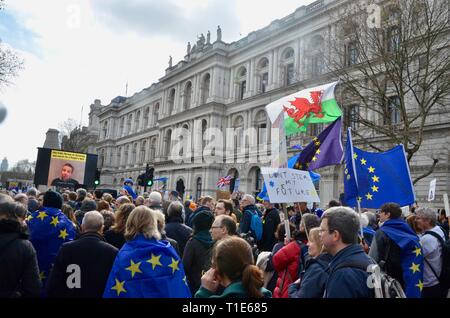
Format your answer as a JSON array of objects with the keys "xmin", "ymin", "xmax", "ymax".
[
  {"xmin": 254, "ymin": 110, "xmax": 267, "ymax": 145},
  {"xmin": 183, "ymin": 82, "xmax": 192, "ymax": 111},
  {"xmin": 117, "ymin": 147, "xmax": 122, "ymax": 166},
  {"xmin": 308, "ymin": 36, "xmax": 324, "ymax": 77},
  {"xmin": 237, "ymin": 66, "xmax": 247, "ymax": 101},
  {"xmin": 102, "ymin": 121, "xmax": 108, "ymax": 139},
  {"xmin": 100, "ymin": 149, "xmax": 105, "ymax": 168},
  {"xmin": 150, "ymin": 137, "xmax": 157, "ymax": 160},
  {"xmin": 249, "ymin": 167, "xmax": 262, "ymax": 195},
  {"xmin": 143, "ymin": 107, "xmax": 149, "ymax": 128},
  {"xmin": 140, "ymin": 140, "xmax": 147, "ymax": 163},
  {"xmin": 347, "ymin": 41, "xmax": 358, "ymax": 66},
  {"xmin": 124, "ymin": 145, "xmax": 129, "ymax": 166},
  {"xmin": 257, "ymin": 58, "xmax": 269, "ymax": 93},
  {"xmin": 201, "ymin": 119, "xmax": 208, "ymax": 150},
  {"xmin": 135, "ymin": 110, "xmax": 140, "ymax": 132},
  {"xmin": 119, "ymin": 117, "xmax": 125, "ymax": 137},
  {"xmin": 132, "ymin": 143, "xmax": 137, "ymax": 164},
  {"xmin": 228, "ymin": 168, "xmax": 239, "ymax": 193},
  {"xmin": 233, "ymin": 116, "xmax": 244, "ymax": 159},
  {"xmin": 195, "ymin": 177, "xmax": 202, "ymax": 202},
  {"xmin": 165, "ymin": 130, "xmax": 172, "ymax": 158},
  {"xmin": 282, "ymin": 47, "xmax": 295, "ymax": 86},
  {"xmin": 201, "ymin": 73, "xmax": 211, "ymax": 104},
  {"xmin": 153, "ymin": 103, "xmax": 160, "ymax": 125},
  {"xmin": 168, "ymin": 89, "xmax": 175, "ymax": 115},
  {"xmin": 127, "ymin": 114, "xmax": 132, "ymax": 134}
]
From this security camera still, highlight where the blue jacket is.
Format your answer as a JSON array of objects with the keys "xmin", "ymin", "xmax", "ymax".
[
  {"xmin": 238, "ymin": 205, "xmax": 259, "ymax": 240},
  {"xmin": 324, "ymin": 244, "xmax": 374, "ymax": 298},
  {"xmin": 288, "ymin": 253, "xmax": 332, "ymax": 298}
]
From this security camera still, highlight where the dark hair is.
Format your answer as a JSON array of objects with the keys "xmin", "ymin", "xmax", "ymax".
[
  {"xmin": 43, "ymin": 191, "xmax": 63, "ymax": 209},
  {"xmin": 213, "ymin": 236, "xmax": 264, "ymax": 298},
  {"xmin": 275, "ymin": 222, "xmax": 296, "ymax": 242},
  {"xmin": 61, "ymin": 204, "xmax": 77, "ymax": 225},
  {"xmin": 218, "ymin": 199, "xmax": 233, "ymax": 215},
  {"xmin": 380, "ymin": 203, "xmax": 402, "ymax": 219},
  {"xmin": 63, "ymin": 163, "xmax": 74, "ymax": 172},
  {"xmin": 328, "ymin": 200, "xmax": 341, "ymax": 208},
  {"xmin": 94, "ymin": 189, "xmax": 103, "ymax": 199},
  {"xmin": 218, "ymin": 215, "xmax": 237, "ymax": 235},
  {"xmin": 0, "ymin": 202, "xmax": 20, "ymax": 220},
  {"xmin": 322, "ymin": 207, "xmax": 360, "ymax": 244},
  {"xmin": 68, "ymin": 192, "xmax": 77, "ymax": 201},
  {"xmin": 99, "ymin": 209, "xmax": 115, "ymax": 232},
  {"xmin": 96, "ymin": 200, "xmax": 110, "ymax": 212}
]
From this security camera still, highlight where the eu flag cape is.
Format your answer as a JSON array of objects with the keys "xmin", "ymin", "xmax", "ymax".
[
  {"xmin": 380, "ymin": 219, "xmax": 424, "ymax": 298},
  {"xmin": 28, "ymin": 207, "xmax": 76, "ymax": 287},
  {"xmin": 103, "ymin": 235, "xmax": 192, "ymax": 298}
]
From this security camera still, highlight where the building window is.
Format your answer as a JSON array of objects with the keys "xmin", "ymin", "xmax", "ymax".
[
  {"xmin": 387, "ymin": 26, "xmax": 400, "ymax": 52},
  {"xmin": 183, "ymin": 82, "xmax": 192, "ymax": 111},
  {"xmin": 127, "ymin": 114, "xmax": 132, "ymax": 135},
  {"xmin": 124, "ymin": 145, "xmax": 129, "ymax": 166},
  {"xmin": 165, "ymin": 130, "xmax": 172, "ymax": 158},
  {"xmin": 310, "ymin": 123, "xmax": 324, "ymax": 137},
  {"xmin": 153, "ymin": 103, "xmax": 159, "ymax": 125},
  {"xmin": 239, "ymin": 81, "xmax": 246, "ymax": 100},
  {"xmin": 284, "ymin": 48, "xmax": 294, "ymax": 60},
  {"xmin": 135, "ymin": 111, "xmax": 140, "ymax": 133},
  {"xmin": 117, "ymin": 147, "xmax": 122, "ymax": 166},
  {"xmin": 102, "ymin": 121, "xmax": 108, "ymax": 139},
  {"xmin": 143, "ymin": 108, "xmax": 149, "ymax": 128},
  {"xmin": 345, "ymin": 105, "xmax": 360, "ymax": 130},
  {"xmin": 311, "ymin": 54, "xmax": 324, "ymax": 77},
  {"xmin": 347, "ymin": 42, "xmax": 358, "ymax": 66},
  {"xmin": 385, "ymin": 96, "xmax": 401, "ymax": 124},
  {"xmin": 286, "ymin": 64, "xmax": 295, "ymax": 86},
  {"xmin": 150, "ymin": 138, "xmax": 156, "ymax": 161},
  {"xmin": 201, "ymin": 74, "xmax": 210, "ymax": 105},
  {"xmin": 255, "ymin": 168, "xmax": 262, "ymax": 193},
  {"xmin": 140, "ymin": 141, "xmax": 146, "ymax": 163},
  {"xmin": 119, "ymin": 117, "xmax": 125, "ymax": 137},
  {"xmin": 132, "ymin": 143, "xmax": 137, "ymax": 164},
  {"xmin": 196, "ymin": 177, "xmax": 202, "ymax": 202},
  {"xmin": 261, "ymin": 72, "xmax": 268, "ymax": 93},
  {"xmin": 168, "ymin": 89, "xmax": 175, "ymax": 115}
]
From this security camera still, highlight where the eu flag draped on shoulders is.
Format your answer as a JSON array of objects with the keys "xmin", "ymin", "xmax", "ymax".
[
  {"xmin": 343, "ymin": 128, "xmax": 415, "ymax": 209},
  {"xmin": 103, "ymin": 235, "xmax": 191, "ymax": 298},
  {"xmin": 294, "ymin": 117, "xmax": 343, "ymax": 171},
  {"xmin": 380, "ymin": 219, "xmax": 424, "ymax": 298},
  {"xmin": 28, "ymin": 203, "xmax": 76, "ymax": 290}
]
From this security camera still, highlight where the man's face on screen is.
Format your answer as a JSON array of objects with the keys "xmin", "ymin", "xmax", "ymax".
[{"xmin": 61, "ymin": 165, "xmax": 73, "ymax": 181}]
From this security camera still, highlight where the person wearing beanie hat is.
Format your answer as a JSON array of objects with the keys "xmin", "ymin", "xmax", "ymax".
[
  {"xmin": 28, "ymin": 191, "xmax": 76, "ymax": 295},
  {"xmin": 182, "ymin": 210, "xmax": 215, "ymax": 295},
  {"xmin": 43, "ymin": 191, "xmax": 63, "ymax": 209}
]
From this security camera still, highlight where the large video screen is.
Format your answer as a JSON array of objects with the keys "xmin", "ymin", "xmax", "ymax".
[{"xmin": 34, "ymin": 148, "xmax": 98, "ymax": 190}]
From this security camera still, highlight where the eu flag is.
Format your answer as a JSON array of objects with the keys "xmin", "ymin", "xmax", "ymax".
[
  {"xmin": 294, "ymin": 117, "xmax": 343, "ymax": 171},
  {"xmin": 103, "ymin": 235, "xmax": 192, "ymax": 298},
  {"xmin": 380, "ymin": 219, "xmax": 424, "ymax": 298},
  {"xmin": 28, "ymin": 207, "xmax": 76, "ymax": 290},
  {"xmin": 344, "ymin": 129, "xmax": 415, "ymax": 209}
]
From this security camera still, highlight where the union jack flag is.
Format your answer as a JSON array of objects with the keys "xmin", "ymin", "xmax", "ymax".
[{"xmin": 217, "ymin": 175, "xmax": 232, "ymax": 188}]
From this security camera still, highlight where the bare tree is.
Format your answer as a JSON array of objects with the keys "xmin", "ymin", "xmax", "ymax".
[
  {"xmin": 58, "ymin": 118, "xmax": 91, "ymax": 153},
  {"xmin": 0, "ymin": 0, "xmax": 23, "ymax": 87},
  {"xmin": 327, "ymin": 0, "xmax": 450, "ymax": 184}
]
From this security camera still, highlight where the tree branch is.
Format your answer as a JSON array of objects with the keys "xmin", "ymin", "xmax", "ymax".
[{"xmin": 413, "ymin": 158, "xmax": 439, "ymax": 185}]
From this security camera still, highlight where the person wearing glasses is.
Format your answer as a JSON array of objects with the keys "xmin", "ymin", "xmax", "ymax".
[{"xmin": 210, "ymin": 215, "xmax": 237, "ymax": 242}]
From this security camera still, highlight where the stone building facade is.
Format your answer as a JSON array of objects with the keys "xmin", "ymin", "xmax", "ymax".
[{"xmin": 88, "ymin": 0, "xmax": 449, "ymax": 206}]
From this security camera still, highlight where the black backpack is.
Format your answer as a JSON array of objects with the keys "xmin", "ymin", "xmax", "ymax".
[
  {"xmin": 330, "ymin": 261, "xmax": 406, "ymax": 298},
  {"xmin": 424, "ymin": 231, "xmax": 450, "ymax": 289}
]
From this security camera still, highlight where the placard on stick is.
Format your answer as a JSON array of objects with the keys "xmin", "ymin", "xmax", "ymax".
[{"xmin": 261, "ymin": 168, "xmax": 320, "ymax": 203}]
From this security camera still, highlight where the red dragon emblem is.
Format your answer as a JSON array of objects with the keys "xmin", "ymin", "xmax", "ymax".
[{"xmin": 283, "ymin": 91, "xmax": 324, "ymax": 127}]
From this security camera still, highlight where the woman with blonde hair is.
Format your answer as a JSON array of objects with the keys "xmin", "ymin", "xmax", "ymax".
[
  {"xmin": 195, "ymin": 236, "xmax": 271, "ymax": 298},
  {"xmin": 288, "ymin": 227, "xmax": 332, "ymax": 298},
  {"xmin": 103, "ymin": 206, "xmax": 191, "ymax": 298}
]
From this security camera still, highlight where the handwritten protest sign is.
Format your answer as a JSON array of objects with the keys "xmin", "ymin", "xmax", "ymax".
[{"xmin": 261, "ymin": 168, "xmax": 320, "ymax": 203}]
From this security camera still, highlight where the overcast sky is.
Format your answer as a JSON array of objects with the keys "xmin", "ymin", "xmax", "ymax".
[{"xmin": 0, "ymin": 0, "xmax": 315, "ymax": 167}]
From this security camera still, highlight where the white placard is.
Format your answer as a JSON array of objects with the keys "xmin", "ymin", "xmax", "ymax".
[
  {"xmin": 444, "ymin": 193, "xmax": 450, "ymax": 218},
  {"xmin": 261, "ymin": 168, "xmax": 320, "ymax": 204},
  {"xmin": 401, "ymin": 206, "xmax": 410, "ymax": 218},
  {"xmin": 428, "ymin": 178, "xmax": 436, "ymax": 201}
]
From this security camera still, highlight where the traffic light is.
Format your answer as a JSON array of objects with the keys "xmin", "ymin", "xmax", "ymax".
[
  {"xmin": 145, "ymin": 165, "xmax": 154, "ymax": 188},
  {"xmin": 94, "ymin": 169, "xmax": 101, "ymax": 187},
  {"xmin": 137, "ymin": 173, "xmax": 146, "ymax": 187}
]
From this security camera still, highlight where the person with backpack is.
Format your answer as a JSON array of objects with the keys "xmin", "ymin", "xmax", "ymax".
[
  {"xmin": 288, "ymin": 227, "xmax": 332, "ymax": 298},
  {"xmin": 415, "ymin": 208, "xmax": 449, "ymax": 298},
  {"xmin": 369, "ymin": 203, "xmax": 423, "ymax": 298},
  {"xmin": 321, "ymin": 207, "xmax": 374, "ymax": 298},
  {"xmin": 238, "ymin": 194, "xmax": 262, "ymax": 242},
  {"xmin": 438, "ymin": 209, "xmax": 449, "ymax": 240}
]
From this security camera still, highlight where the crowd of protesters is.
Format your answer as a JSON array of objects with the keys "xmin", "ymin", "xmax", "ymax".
[{"xmin": 0, "ymin": 182, "xmax": 448, "ymax": 298}]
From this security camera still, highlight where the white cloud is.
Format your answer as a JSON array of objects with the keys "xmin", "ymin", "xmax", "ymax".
[{"xmin": 0, "ymin": 0, "xmax": 316, "ymax": 166}]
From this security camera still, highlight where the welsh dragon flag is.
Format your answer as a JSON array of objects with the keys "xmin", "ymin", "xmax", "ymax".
[{"xmin": 266, "ymin": 81, "xmax": 342, "ymax": 135}]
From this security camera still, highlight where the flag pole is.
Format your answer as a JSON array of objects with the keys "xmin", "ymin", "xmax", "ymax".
[{"xmin": 348, "ymin": 128, "xmax": 364, "ymax": 242}]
